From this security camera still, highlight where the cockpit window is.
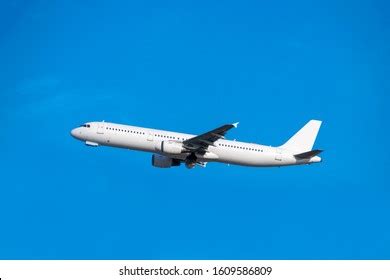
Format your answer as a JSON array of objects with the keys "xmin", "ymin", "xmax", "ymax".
[{"xmin": 79, "ymin": 124, "xmax": 91, "ymax": 128}]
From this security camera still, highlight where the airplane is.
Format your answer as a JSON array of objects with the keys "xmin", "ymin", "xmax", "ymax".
[{"xmin": 70, "ymin": 120, "xmax": 323, "ymax": 169}]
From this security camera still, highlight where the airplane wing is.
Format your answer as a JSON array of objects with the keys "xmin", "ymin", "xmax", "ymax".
[{"xmin": 183, "ymin": 122, "xmax": 239, "ymax": 153}]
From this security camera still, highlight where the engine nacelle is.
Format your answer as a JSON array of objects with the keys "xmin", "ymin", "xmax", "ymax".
[
  {"xmin": 152, "ymin": 154, "xmax": 180, "ymax": 168},
  {"xmin": 159, "ymin": 140, "xmax": 185, "ymax": 154}
]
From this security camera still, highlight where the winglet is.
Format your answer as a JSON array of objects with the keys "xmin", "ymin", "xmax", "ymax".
[{"xmin": 232, "ymin": 122, "xmax": 239, "ymax": 128}]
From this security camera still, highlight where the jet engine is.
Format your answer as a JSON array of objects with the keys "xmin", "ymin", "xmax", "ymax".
[
  {"xmin": 152, "ymin": 154, "xmax": 181, "ymax": 168},
  {"xmin": 159, "ymin": 140, "xmax": 185, "ymax": 154}
]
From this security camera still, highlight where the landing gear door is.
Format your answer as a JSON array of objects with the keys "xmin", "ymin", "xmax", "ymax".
[{"xmin": 97, "ymin": 122, "xmax": 105, "ymax": 134}]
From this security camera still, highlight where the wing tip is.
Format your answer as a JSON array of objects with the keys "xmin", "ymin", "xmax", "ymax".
[{"xmin": 232, "ymin": 122, "xmax": 239, "ymax": 128}]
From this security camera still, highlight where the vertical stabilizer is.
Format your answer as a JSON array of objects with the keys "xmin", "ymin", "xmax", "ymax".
[{"xmin": 280, "ymin": 120, "xmax": 322, "ymax": 153}]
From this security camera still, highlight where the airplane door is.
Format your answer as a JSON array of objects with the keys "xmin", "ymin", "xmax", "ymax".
[
  {"xmin": 275, "ymin": 148, "xmax": 282, "ymax": 162},
  {"xmin": 147, "ymin": 131, "xmax": 154, "ymax": 142},
  {"xmin": 97, "ymin": 122, "xmax": 105, "ymax": 134}
]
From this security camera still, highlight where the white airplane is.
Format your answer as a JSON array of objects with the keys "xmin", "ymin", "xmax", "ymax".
[{"xmin": 70, "ymin": 120, "xmax": 323, "ymax": 169}]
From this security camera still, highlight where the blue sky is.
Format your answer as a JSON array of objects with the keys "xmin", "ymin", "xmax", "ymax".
[{"xmin": 0, "ymin": 0, "xmax": 389, "ymax": 259}]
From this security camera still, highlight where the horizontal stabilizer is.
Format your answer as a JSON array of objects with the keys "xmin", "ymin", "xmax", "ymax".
[{"xmin": 294, "ymin": 149, "xmax": 323, "ymax": 159}]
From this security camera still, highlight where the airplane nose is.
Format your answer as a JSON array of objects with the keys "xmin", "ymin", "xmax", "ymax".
[{"xmin": 70, "ymin": 128, "xmax": 80, "ymax": 139}]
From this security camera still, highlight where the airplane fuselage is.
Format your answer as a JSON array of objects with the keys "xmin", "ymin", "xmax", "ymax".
[{"xmin": 71, "ymin": 121, "xmax": 322, "ymax": 168}]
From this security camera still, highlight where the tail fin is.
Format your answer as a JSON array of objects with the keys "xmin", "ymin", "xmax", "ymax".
[{"xmin": 279, "ymin": 120, "xmax": 322, "ymax": 153}]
